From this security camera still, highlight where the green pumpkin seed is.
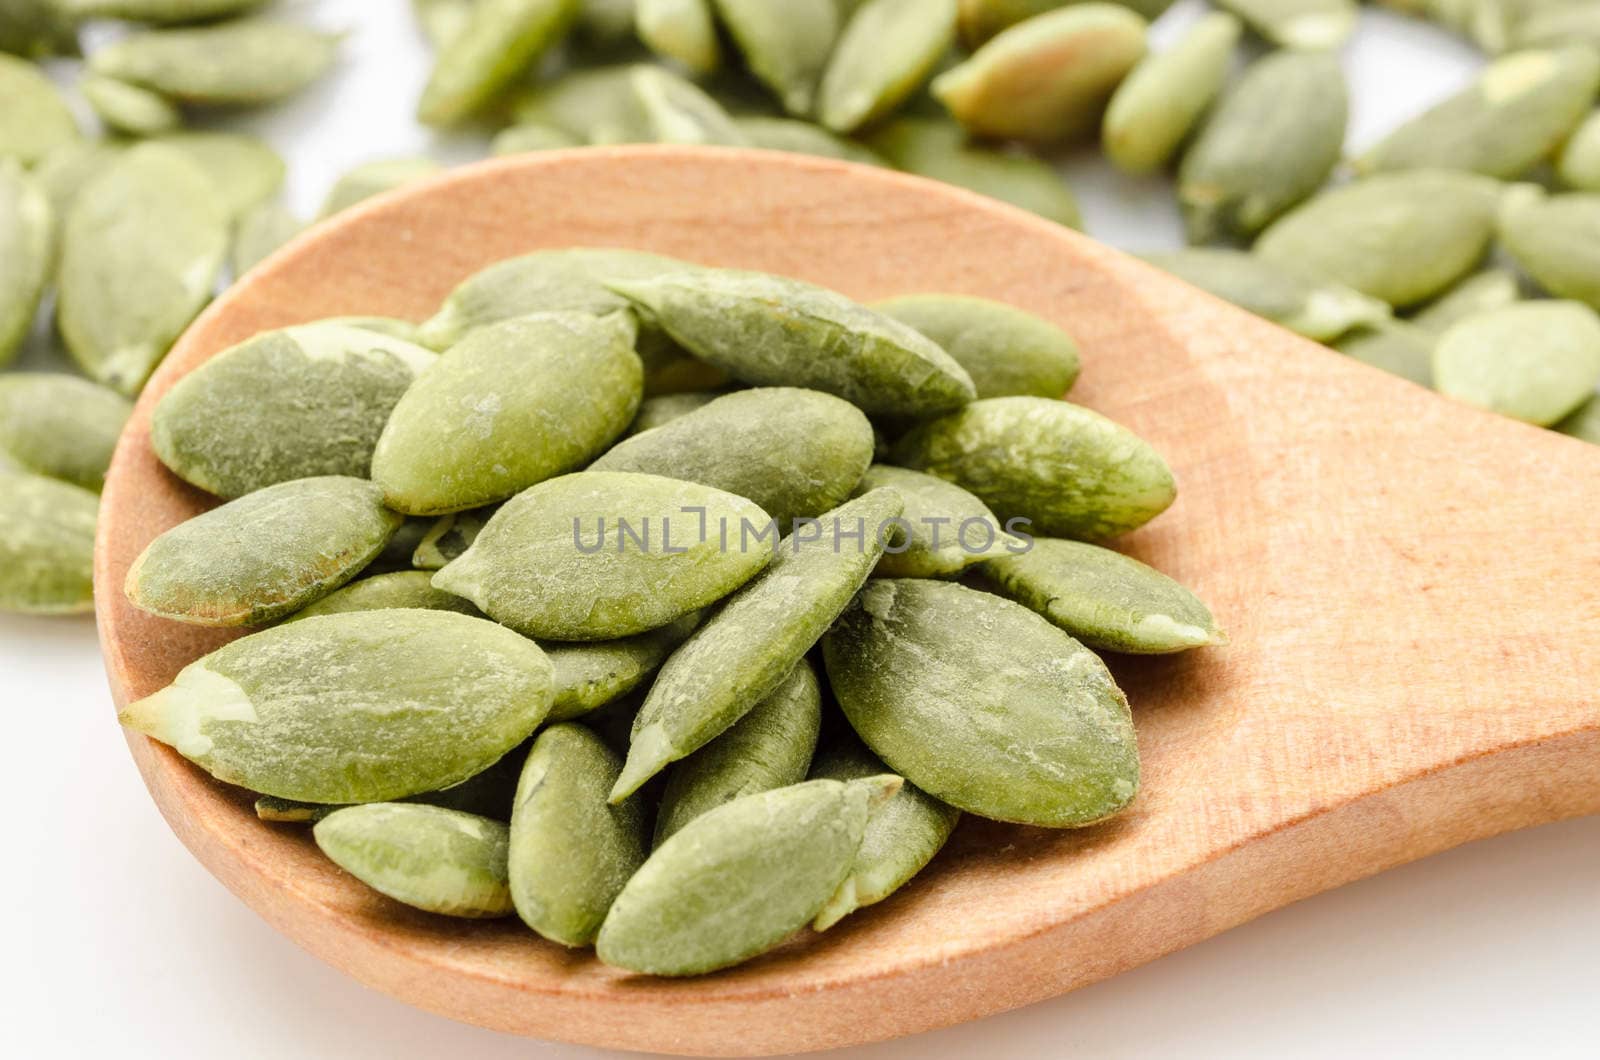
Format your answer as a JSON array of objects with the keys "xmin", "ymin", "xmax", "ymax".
[
  {"xmin": 88, "ymin": 19, "xmax": 341, "ymax": 106},
  {"xmin": 1498, "ymin": 188, "xmax": 1600, "ymax": 309},
  {"xmin": 0, "ymin": 161, "xmax": 51, "ymax": 367},
  {"xmin": 57, "ymin": 143, "xmax": 228, "ymax": 395},
  {"xmin": 230, "ymin": 199, "xmax": 304, "ymax": 277},
  {"xmin": 0, "ymin": 471, "xmax": 98, "ymax": 615},
  {"xmin": 1215, "ymin": 0, "xmax": 1356, "ymax": 49},
  {"xmin": 808, "ymin": 734, "xmax": 959, "ymax": 930},
  {"xmin": 825, "ymin": 579, "xmax": 1137, "ymax": 826},
  {"xmin": 956, "ymin": 0, "xmax": 1173, "ymax": 48},
  {"xmin": 434, "ymin": 470, "xmax": 773, "ymax": 640},
  {"xmin": 314, "ymin": 804, "xmax": 515, "ymax": 918},
  {"xmin": 713, "ymin": 0, "xmax": 838, "ymax": 116},
  {"xmin": 612, "ymin": 487, "xmax": 902, "ymax": 800},
  {"xmin": 490, "ymin": 122, "xmax": 582, "ymax": 155},
  {"xmin": 508, "ymin": 64, "xmax": 648, "ymax": 144},
  {"xmin": 1433, "ymin": 300, "xmax": 1600, "ymax": 426},
  {"xmin": 0, "ymin": 374, "xmax": 131, "ymax": 491},
  {"xmin": 627, "ymin": 391, "xmax": 721, "ymax": 435},
  {"xmin": 1512, "ymin": 4, "xmax": 1600, "ymax": 52},
  {"xmin": 636, "ymin": 0, "xmax": 721, "ymax": 76},
  {"xmin": 0, "ymin": 0, "xmax": 79, "ymax": 59},
  {"xmin": 1409, "ymin": 269, "xmax": 1522, "ymax": 334},
  {"xmin": 1255, "ymin": 170, "xmax": 1503, "ymax": 309},
  {"xmin": 1356, "ymin": 47, "xmax": 1599, "ymax": 180},
  {"xmin": 892, "ymin": 396, "xmax": 1175, "ymax": 541},
  {"xmin": 1178, "ymin": 50, "xmax": 1347, "ymax": 245},
  {"xmin": 873, "ymin": 292, "xmax": 1080, "ymax": 399},
  {"xmin": 932, "ymin": 4, "xmax": 1146, "ymax": 144},
  {"xmin": 125, "ymin": 476, "xmax": 403, "ymax": 626},
  {"xmin": 150, "ymin": 131, "xmax": 285, "ymax": 221},
  {"xmin": 80, "ymin": 74, "xmax": 183, "ymax": 137},
  {"xmin": 32, "ymin": 139, "xmax": 124, "ymax": 226},
  {"xmin": 852, "ymin": 464, "xmax": 1018, "ymax": 578},
  {"xmin": 412, "ymin": 505, "xmax": 497, "ymax": 570},
  {"xmin": 258, "ymin": 749, "xmax": 525, "ymax": 824},
  {"xmin": 545, "ymin": 613, "xmax": 702, "ymax": 721},
  {"xmin": 1557, "ymin": 110, "xmax": 1600, "ymax": 192},
  {"xmin": 818, "ymin": 0, "xmax": 956, "ymax": 134},
  {"xmin": 0, "ymin": 54, "xmax": 79, "ymax": 166},
  {"xmin": 596, "ymin": 775, "xmax": 898, "ymax": 975},
  {"xmin": 120, "ymin": 608, "xmax": 554, "ymax": 802},
  {"xmin": 1140, "ymin": 249, "xmax": 1391, "ymax": 342},
  {"xmin": 733, "ymin": 116, "xmax": 885, "ymax": 166},
  {"xmin": 654, "ymin": 659, "xmax": 822, "ymax": 844},
  {"xmin": 318, "ymin": 156, "xmax": 443, "ymax": 219},
  {"xmin": 151, "ymin": 322, "xmax": 437, "ymax": 499},
  {"xmin": 287, "ymin": 571, "xmax": 482, "ymax": 621},
  {"xmin": 1102, "ymin": 12, "xmax": 1240, "ymax": 176},
  {"xmin": 373, "ymin": 312, "xmax": 642, "ymax": 515},
  {"xmin": 59, "ymin": 0, "xmax": 271, "ymax": 22},
  {"xmin": 629, "ymin": 65, "xmax": 748, "ymax": 146},
  {"xmin": 1555, "ymin": 395, "xmax": 1600, "ymax": 444},
  {"xmin": 508, "ymin": 723, "xmax": 648, "ymax": 945},
  {"xmin": 606, "ymin": 267, "xmax": 976, "ymax": 417},
  {"xmin": 418, "ymin": 0, "xmax": 581, "ymax": 126},
  {"xmin": 1333, "ymin": 320, "xmax": 1436, "ymax": 387},
  {"xmin": 592, "ymin": 387, "xmax": 875, "ymax": 529},
  {"xmin": 412, "ymin": 0, "xmax": 475, "ymax": 47}
]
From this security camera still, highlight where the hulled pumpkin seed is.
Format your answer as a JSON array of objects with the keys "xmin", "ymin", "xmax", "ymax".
[
  {"xmin": 1432, "ymin": 300, "xmax": 1600, "ymax": 426},
  {"xmin": 1555, "ymin": 395, "xmax": 1600, "ymax": 444},
  {"xmin": 1334, "ymin": 320, "xmax": 1436, "ymax": 387},
  {"xmin": 258, "ymin": 749, "xmax": 525, "ymax": 824},
  {"xmin": 418, "ymin": 0, "xmax": 581, "ymax": 126},
  {"xmin": 151, "ymin": 322, "xmax": 438, "ymax": 499},
  {"xmin": 733, "ymin": 116, "xmax": 886, "ymax": 166},
  {"xmin": 1214, "ymin": 0, "xmax": 1356, "ymax": 49},
  {"xmin": 712, "ymin": 0, "xmax": 838, "ymax": 116},
  {"xmin": 873, "ymin": 292, "xmax": 1080, "ymax": 399},
  {"xmin": 591, "ymin": 387, "xmax": 875, "ymax": 529},
  {"xmin": 932, "ymin": 3, "xmax": 1146, "ymax": 145},
  {"xmin": 57, "ymin": 143, "xmax": 228, "ymax": 395},
  {"xmin": 412, "ymin": 505, "xmax": 497, "ymax": 570},
  {"xmin": 627, "ymin": 391, "xmax": 721, "ymax": 435},
  {"xmin": 230, "ymin": 199, "xmax": 303, "ymax": 277},
  {"xmin": 490, "ymin": 122, "xmax": 582, "ymax": 155},
  {"xmin": 288, "ymin": 571, "xmax": 483, "ymax": 621},
  {"xmin": 892, "ymin": 396, "xmax": 1175, "ymax": 541},
  {"xmin": 508, "ymin": 723, "xmax": 649, "ymax": 945},
  {"xmin": 596, "ymin": 776, "xmax": 898, "ymax": 975},
  {"xmin": 80, "ymin": 74, "xmax": 183, "ymax": 136},
  {"xmin": 508, "ymin": 64, "xmax": 647, "ymax": 144},
  {"xmin": 1140, "ymin": 249, "xmax": 1391, "ymax": 342},
  {"xmin": 636, "ymin": 0, "xmax": 721, "ymax": 76},
  {"xmin": 653, "ymin": 659, "xmax": 822, "ymax": 844},
  {"xmin": 0, "ymin": 374, "xmax": 132, "ymax": 491},
  {"xmin": 88, "ymin": 19, "xmax": 341, "ymax": 106},
  {"xmin": 1102, "ymin": 11, "xmax": 1240, "ymax": 176},
  {"xmin": 0, "ymin": 53, "xmax": 78, "ymax": 165},
  {"xmin": 853, "ymin": 464, "xmax": 1019, "ymax": 578},
  {"xmin": 59, "ymin": 0, "xmax": 271, "ymax": 21},
  {"xmin": 1255, "ymin": 170, "xmax": 1503, "ymax": 309},
  {"xmin": 545, "ymin": 613, "xmax": 702, "ymax": 721},
  {"xmin": 314, "ymin": 804, "xmax": 515, "ymax": 917},
  {"xmin": 1356, "ymin": 47, "xmax": 1599, "ymax": 180},
  {"xmin": 0, "ymin": 471, "xmax": 98, "ymax": 615},
  {"xmin": 1178, "ymin": 50, "xmax": 1347, "ymax": 245},
  {"xmin": 818, "ymin": 0, "xmax": 957, "ymax": 135},
  {"xmin": 0, "ymin": 161, "xmax": 51, "ymax": 367},
  {"xmin": 119, "ymin": 608, "xmax": 554, "ymax": 802},
  {"xmin": 125, "ymin": 476, "xmax": 403, "ymax": 626},
  {"xmin": 318, "ymin": 156, "xmax": 443, "ymax": 219},
  {"xmin": 1557, "ymin": 110, "xmax": 1600, "ymax": 192},
  {"xmin": 629, "ymin": 65, "xmax": 748, "ymax": 146},
  {"xmin": 151, "ymin": 131, "xmax": 285, "ymax": 221},
  {"xmin": 824, "ymin": 578, "xmax": 1138, "ymax": 826},
  {"xmin": 432, "ymin": 471, "xmax": 772, "ymax": 640},
  {"xmin": 373, "ymin": 312, "xmax": 642, "ymax": 515},
  {"xmin": 1409, "ymin": 268, "xmax": 1522, "ymax": 334},
  {"xmin": 1497, "ymin": 188, "xmax": 1600, "ymax": 309},
  {"xmin": 0, "ymin": 0, "xmax": 79, "ymax": 59},
  {"xmin": 611, "ymin": 488, "xmax": 902, "ymax": 800}
]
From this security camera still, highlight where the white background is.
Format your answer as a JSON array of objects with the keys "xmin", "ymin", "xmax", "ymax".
[{"xmin": 9, "ymin": 1, "xmax": 1598, "ymax": 1057}]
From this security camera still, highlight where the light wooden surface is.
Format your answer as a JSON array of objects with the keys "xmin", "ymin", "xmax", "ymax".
[{"xmin": 94, "ymin": 147, "xmax": 1600, "ymax": 1056}]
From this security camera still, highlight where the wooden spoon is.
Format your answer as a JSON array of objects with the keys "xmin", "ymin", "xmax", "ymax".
[{"xmin": 95, "ymin": 147, "xmax": 1600, "ymax": 1056}]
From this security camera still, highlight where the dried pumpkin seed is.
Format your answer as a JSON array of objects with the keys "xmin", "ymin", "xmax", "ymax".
[
  {"xmin": 412, "ymin": 505, "xmax": 497, "ymax": 570},
  {"xmin": 636, "ymin": 0, "xmax": 721, "ymax": 76},
  {"xmin": 0, "ymin": 53, "xmax": 79, "ymax": 165},
  {"xmin": 318, "ymin": 156, "xmax": 443, "ymax": 219},
  {"xmin": 287, "ymin": 571, "xmax": 483, "ymax": 621},
  {"xmin": 1334, "ymin": 320, "xmax": 1436, "ymax": 387},
  {"xmin": 418, "ymin": 0, "xmax": 581, "ymax": 126},
  {"xmin": 0, "ymin": 0, "xmax": 79, "ymax": 59},
  {"xmin": 1555, "ymin": 395, "xmax": 1600, "ymax": 444},
  {"xmin": 315, "ymin": 804, "xmax": 515, "ymax": 918},
  {"xmin": 873, "ymin": 292, "xmax": 1080, "ymax": 399},
  {"xmin": 230, "ymin": 199, "xmax": 303, "ymax": 277},
  {"xmin": 0, "ymin": 471, "xmax": 98, "ymax": 615},
  {"xmin": 1409, "ymin": 269, "xmax": 1522, "ymax": 334},
  {"xmin": 853, "ymin": 464, "xmax": 1020, "ymax": 578},
  {"xmin": 88, "ymin": 19, "xmax": 341, "ymax": 106},
  {"xmin": 490, "ymin": 122, "xmax": 581, "ymax": 155},
  {"xmin": 151, "ymin": 131, "xmax": 285, "ymax": 221},
  {"xmin": 1214, "ymin": 0, "xmax": 1356, "ymax": 49},
  {"xmin": 712, "ymin": 0, "xmax": 838, "ymax": 116},
  {"xmin": 80, "ymin": 74, "xmax": 183, "ymax": 136},
  {"xmin": 1432, "ymin": 300, "xmax": 1600, "ymax": 426},
  {"xmin": 60, "ymin": 0, "xmax": 271, "ymax": 22},
  {"xmin": 818, "ymin": 0, "xmax": 957, "ymax": 135},
  {"xmin": 545, "ymin": 613, "xmax": 702, "ymax": 721},
  {"xmin": 1557, "ymin": 110, "xmax": 1600, "ymax": 192},
  {"xmin": 0, "ymin": 161, "xmax": 51, "ymax": 367},
  {"xmin": 1497, "ymin": 188, "xmax": 1600, "ymax": 309},
  {"xmin": 629, "ymin": 65, "xmax": 748, "ymax": 146},
  {"xmin": 1102, "ymin": 12, "xmax": 1240, "ymax": 176},
  {"xmin": 0, "ymin": 374, "xmax": 131, "ymax": 491},
  {"xmin": 733, "ymin": 116, "xmax": 886, "ymax": 166}
]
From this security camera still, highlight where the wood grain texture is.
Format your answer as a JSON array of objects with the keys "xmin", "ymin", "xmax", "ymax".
[{"xmin": 94, "ymin": 146, "xmax": 1600, "ymax": 1055}]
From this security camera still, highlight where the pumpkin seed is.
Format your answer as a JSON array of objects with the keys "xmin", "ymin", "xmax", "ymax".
[
  {"xmin": 1555, "ymin": 395, "xmax": 1600, "ymax": 444},
  {"xmin": 1497, "ymin": 187, "xmax": 1600, "ymax": 309},
  {"xmin": 125, "ymin": 476, "xmax": 403, "ymax": 626},
  {"xmin": 287, "ymin": 571, "xmax": 482, "ymax": 621},
  {"xmin": 150, "ymin": 131, "xmax": 285, "ymax": 221},
  {"xmin": 956, "ymin": 0, "xmax": 1173, "ymax": 48},
  {"xmin": 825, "ymin": 579, "xmax": 1138, "ymax": 826},
  {"xmin": 59, "ymin": 0, "xmax": 271, "ymax": 22},
  {"xmin": 1255, "ymin": 170, "xmax": 1503, "ymax": 309},
  {"xmin": 627, "ymin": 391, "xmax": 722, "ymax": 435},
  {"xmin": 712, "ymin": 0, "xmax": 838, "ymax": 116},
  {"xmin": 412, "ymin": 0, "xmax": 475, "ymax": 48},
  {"xmin": 508, "ymin": 64, "xmax": 648, "ymax": 144},
  {"xmin": 636, "ymin": 0, "xmax": 721, "ymax": 76},
  {"xmin": 629, "ymin": 65, "xmax": 748, "ymax": 146},
  {"xmin": 1409, "ymin": 269, "xmax": 1522, "ymax": 334},
  {"xmin": 57, "ymin": 143, "xmax": 228, "ymax": 395},
  {"xmin": 733, "ymin": 116, "xmax": 886, "ymax": 166},
  {"xmin": 151, "ymin": 322, "xmax": 437, "ymax": 499},
  {"xmin": 1141, "ymin": 248, "xmax": 1391, "ymax": 342},
  {"xmin": 818, "ymin": 0, "xmax": 956, "ymax": 134},
  {"xmin": 230, "ymin": 199, "xmax": 303, "ymax": 277},
  {"xmin": 418, "ymin": 0, "xmax": 581, "ymax": 126},
  {"xmin": 0, "ymin": 471, "xmax": 98, "ymax": 615},
  {"xmin": 373, "ymin": 312, "xmax": 642, "ymax": 515},
  {"xmin": 80, "ymin": 74, "xmax": 183, "ymax": 136},
  {"xmin": 508, "ymin": 723, "xmax": 649, "ymax": 945},
  {"xmin": 318, "ymin": 156, "xmax": 443, "ymax": 219},
  {"xmin": 852, "ymin": 464, "xmax": 1019, "ymax": 578},
  {"xmin": 314, "ymin": 804, "xmax": 516, "ymax": 918},
  {"xmin": 490, "ymin": 122, "xmax": 582, "ymax": 155},
  {"xmin": 654, "ymin": 659, "xmax": 822, "ymax": 844},
  {"xmin": 1557, "ymin": 110, "xmax": 1600, "ymax": 192},
  {"xmin": 0, "ymin": 161, "xmax": 51, "ymax": 368},
  {"xmin": 1512, "ymin": 3, "xmax": 1600, "ymax": 52},
  {"xmin": 892, "ymin": 396, "xmax": 1175, "ymax": 541},
  {"xmin": 0, "ymin": 373, "xmax": 132, "ymax": 491},
  {"xmin": 32, "ymin": 139, "xmax": 123, "ymax": 225},
  {"xmin": 596, "ymin": 775, "xmax": 899, "ymax": 975},
  {"xmin": 412, "ymin": 505, "xmax": 497, "ymax": 570},
  {"xmin": 88, "ymin": 19, "xmax": 341, "ymax": 106},
  {"xmin": 1102, "ymin": 12, "xmax": 1240, "ymax": 176},
  {"xmin": 1433, "ymin": 300, "xmax": 1600, "ymax": 426},
  {"xmin": 1214, "ymin": 0, "xmax": 1356, "ymax": 49},
  {"xmin": 873, "ymin": 292, "xmax": 1080, "ymax": 399},
  {"xmin": 932, "ymin": 4, "xmax": 1146, "ymax": 144},
  {"xmin": 433, "ymin": 470, "xmax": 773, "ymax": 640},
  {"xmin": 119, "ymin": 608, "xmax": 554, "ymax": 802},
  {"xmin": 1178, "ymin": 50, "xmax": 1347, "ymax": 245},
  {"xmin": 612, "ymin": 488, "xmax": 903, "ymax": 800},
  {"xmin": 0, "ymin": 0, "xmax": 79, "ymax": 59},
  {"xmin": 257, "ymin": 750, "xmax": 524, "ymax": 824},
  {"xmin": 545, "ymin": 613, "xmax": 702, "ymax": 721},
  {"xmin": 1333, "ymin": 320, "xmax": 1436, "ymax": 387},
  {"xmin": 0, "ymin": 53, "xmax": 78, "ymax": 165}
]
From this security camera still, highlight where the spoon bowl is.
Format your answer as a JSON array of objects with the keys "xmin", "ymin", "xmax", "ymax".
[{"xmin": 95, "ymin": 146, "xmax": 1600, "ymax": 1056}]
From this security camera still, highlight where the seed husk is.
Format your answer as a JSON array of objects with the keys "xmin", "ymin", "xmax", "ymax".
[
  {"xmin": 508, "ymin": 723, "xmax": 649, "ymax": 945},
  {"xmin": 0, "ymin": 0, "xmax": 80, "ymax": 59},
  {"xmin": 508, "ymin": 64, "xmax": 649, "ymax": 145},
  {"xmin": 1102, "ymin": 12, "xmax": 1240, "ymax": 176},
  {"xmin": 1557, "ymin": 110, "xmax": 1600, "ymax": 192},
  {"xmin": 151, "ymin": 131, "xmax": 286, "ymax": 222},
  {"xmin": 654, "ymin": 659, "xmax": 822, "ymax": 844},
  {"xmin": 1214, "ymin": 0, "xmax": 1356, "ymax": 49},
  {"xmin": 818, "ymin": 0, "xmax": 957, "ymax": 135},
  {"xmin": 80, "ymin": 74, "xmax": 183, "ymax": 136},
  {"xmin": 314, "ymin": 804, "xmax": 516, "ymax": 918},
  {"xmin": 0, "ymin": 471, "xmax": 98, "ymax": 615},
  {"xmin": 230, "ymin": 199, "xmax": 304, "ymax": 277},
  {"xmin": 1409, "ymin": 269, "xmax": 1522, "ymax": 334},
  {"xmin": 629, "ymin": 65, "xmax": 749, "ymax": 147},
  {"xmin": 0, "ymin": 53, "xmax": 79, "ymax": 166},
  {"xmin": 1432, "ymin": 300, "xmax": 1600, "ymax": 426},
  {"xmin": 1255, "ymin": 170, "xmax": 1503, "ymax": 309},
  {"xmin": 56, "ymin": 143, "xmax": 228, "ymax": 395},
  {"xmin": 318, "ymin": 156, "xmax": 443, "ymax": 219},
  {"xmin": 374, "ymin": 312, "xmax": 642, "ymax": 515},
  {"xmin": 808, "ymin": 733, "xmax": 959, "ymax": 930},
  {"xmin": 932, "ymin": 3, "xmax": 1146, "ymax": 145},
  {"xmin": 606, "ymin": 266, "xmax": 976, "ymax": 417},
  {"xmin": 596, "ymin": 776, "xmax": 898, "ymax": 976},
  {"xmin": 545, "ymin": 612, "xmax": 702, "ymax": 721},
  {"xmin": 258, "ymin": 749, "xmax": 525, "ymax": 824},
  {"xmin": 88, "ymin": 19, "xmax": 341, "ymax": 106},
  {"xmin": 1141, "ymin": 248, "xmax": 1391, "ymax": 342},
  {"xmin": 1497, "ymin": 188, "xmax": 1600, "ymax": 309},
  {"xmin": 712, "ymin": 0, "xmax": 839, "ymax": 116},
  {"xmin": 0, "ymin": 161, "xmax": 52, "ymax": 368},
  {"xmin": 1333, "ymin": 320, "xmax": 1436, "ymax": 387},
  {"xmin": 287, "ymin": 570, "xmax": 483, "ymax": 621},
  {"xmin": 892, "ymin": 396, "xmax": 1175, "ymax": 541},
  {"xmin": 1178, "ymin": 50, "xmax": 1348, "ymax": 245},
  {"xmin": 873, "ymin": 292, "xmax": 1080, "ymax": 399},
  {"xmin": 58, "ymin": 0, "xmax": 272, "ymax": 22},
  {"xmin": 1555, "ymin": 395, "xmax": 1600, "ymax": 445},
  {"xmin": 151, "ymin": 322, "xmax": 437, "ymax": 499},
  {"xmin": 636, "ymin": 0, "xmax": 722, "ymax": 76},
  {"xmin": 490, "ymin": 122, "xmax": 582, "ymax": 155},
  {"xmin": 733, "ymin": 116, "xmax": 886, "ymax": 166},
  {"xmin": 612, "ymin": 488, "xmax": 903, "ymax": 800},
  {"xmin": 0, "ymin": 373, "xmax": 132, "ymax": 491},
  {"xmin": 418, "ymin": 0, "xmax": 582, "ymax": 126},
  {"xmin": 412, "ymin": 505, "xmax": 497, "ymax": 570},
  {"xmin": 591, "ymin": 387, "xmax": 875, "ymax": 529},
  {"xmin": 1356, "ymin": 47, "xmax": 1599, "ymax": 180},
  {"xmin": 825, "ymin": 578, "xmax": 1138, "ymax": 826},
  {"xmin": 432, "ymin": 470, "xmax": 773, "ymax": 640},
  {"xmin": 854, "ymin": 464, "xmax": 1018, "ymax": 578},
  {"xmin": 120, "ymin": 608, "xmax": 554, "ymax": 803}
]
